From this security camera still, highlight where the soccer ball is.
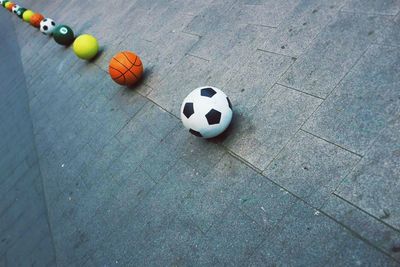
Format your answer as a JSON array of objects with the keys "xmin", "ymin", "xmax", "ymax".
[
  {"xmin": 180, "ymin": 86, "xmax": 233, "ymax": 138},
  {"xmin": 40, "ymin": 18, "xmax": 56, "ymax": 35},
  {"xmin": 11, "ymin": 4, "xmax": 19, "ymax": 13}
]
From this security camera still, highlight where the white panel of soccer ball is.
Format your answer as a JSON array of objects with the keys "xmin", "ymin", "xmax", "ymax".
[
  {"xmin": 180, "ymin": 86, "xmax": 233, "ymax": 138},
  {"xmin": 40, "ymin": 18, "xmax": 56, "ymax": 35}
]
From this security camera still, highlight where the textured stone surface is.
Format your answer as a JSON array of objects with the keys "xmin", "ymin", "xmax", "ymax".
[
  {"xmin": 280, "ymin": 12, "xmax": 393, "ymax": 98},
  {"xmin": 322, "ymin": 194, "xmax": 400, "ymax": 261},
  {"xmin": 250, "ymin": 201, "xmax": 397, "ymax": 266},
  {"xmin": 261, "ymin": 0, "xmax": 346, "ymax": 57},
  {"xmin": 335, "ymin": 119, "xmax": 400, "ymax": 231},
  {"xmin": 341, "ymin": 0, "xmax": 400, "ymax": 15},
  {"xmin": 224, "ymin": 84, "xmax": 322, "ymax": 170},
  {"xmin": 303, "ymin": 46, "xmax": 400, "ymax": 155},
  {"xmin": 263, "ymin": 130, "xmax": 360, "ymax": 206},
  {"xmin": 3, "ymin": 0, "xmax": 400, "ymax": 265}
]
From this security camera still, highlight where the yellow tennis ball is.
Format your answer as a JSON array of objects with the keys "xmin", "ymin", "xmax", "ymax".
[
  {"xmin": 73, "ymin": 34, "xmax": 99, "ymax": 60},
  {"xmin": 22, "ymin": 10, "xmax": 34, "ymax": 23}
]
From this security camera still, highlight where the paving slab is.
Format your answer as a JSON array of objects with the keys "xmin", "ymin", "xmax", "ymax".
[
  {"xmin": 237, "ymin": 0, "xmax": 300, "ymax": 27},
  {"xmin": 263, "ymin": 130, "xmax": 360, "ymax": 207},
  {"xmin": 378, "ymin": 14, "xmax": 400, "ymax": 47},
  {"xmin": 224, "ymin": 84, "xmax": 322, "ymax": 170},
  {"xmin": 280, "ymin": 12, "xmax": 393, "ymax": 98},
  {"xmin": 303, "ymin": 46, "xmax": 400, "ymax": 155},
  {"xmin": 237, "ymin": 172, "xmax": 298, "ymax": 231},
  {"xmin": 322, "ymin": 194, "xmax": 400, "ymax": 262},
  {"xmin": 261, "ymin": 0, "xmax": 345, "ymax": 57},
  {"xmin": 341, "ymin": 0, "xmax": 400, "ymax": 15},
  {"xmin": 250, "ymin": 201, "xmax": 397, "ymax": 266},
  {"xmin": 179, "ymin": 154, "xmax": 258, "ymax": 233},
  {"xmin": 196, "ymin": 206, "xmax": 265, "ymax": 266},
  {"xmin": 209, "ymin": 49, "xmax": 295, "ymax": 114},
  {"xmin": 335, "ymin": 118, "xmax": 400, "ymax": 231}
]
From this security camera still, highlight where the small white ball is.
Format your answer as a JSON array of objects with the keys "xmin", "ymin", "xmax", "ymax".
[
  {"xmin": 180, "ymin": 86, "xmax": 233, "ymax": 138},
  {"xmin": 11, "ymin": 4, "xmax": 20, "ymax": 14},
  {"xmin": 40, "ymin": 18, "xmax": 57, "ymax": 35}
]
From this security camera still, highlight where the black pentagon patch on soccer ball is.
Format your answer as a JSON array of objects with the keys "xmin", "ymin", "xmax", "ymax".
[
  {"xmin": 227, "ymin": 97, "xmax": 232, "ymax": 109},
  {"xmin": 201, "ymin": 87, "xmax": 217, "ymax": 98},
  {"xmin": 43, "ymin": 26, "xmax": 48, "ymax": 31},
  {"xmin": 189, "ymin": 129, "xmax": 202, "ymax": 137},
  {"xmin": 205, "ymin": 109, "xmax": 221, "ymax": 125},
  {"xmin": 183, "ymin": 102, "xmax": 194, "ymax": 119}
]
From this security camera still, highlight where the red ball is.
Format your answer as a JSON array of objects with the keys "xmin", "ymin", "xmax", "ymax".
[{"xmin": 30, "ymin": 13, "xmax": 44, "ymax": 28}]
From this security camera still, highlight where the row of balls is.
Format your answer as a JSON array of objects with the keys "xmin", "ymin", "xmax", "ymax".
[
  {"xmin": 1, "ymin": 0, "xmax": 99, "ymax": 60},
  {"xmin": 2, "ymin": 2, "xmax": 233, "ymax": 138}
]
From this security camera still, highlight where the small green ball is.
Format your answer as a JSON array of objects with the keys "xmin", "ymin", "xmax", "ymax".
[
  {"xmin": 16, "ymin": 7, "xmax": 26, "ymax": 18},
  {"xmin": 53, "ymin": 25, "xmax": 74, "ymax": 46},
  {"xmin": 2, "ymin": 1, "xmax": 9, "ymax": 7}
]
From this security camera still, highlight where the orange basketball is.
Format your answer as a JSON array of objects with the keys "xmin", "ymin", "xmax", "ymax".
[
  {"xmin": 109, "ymin": 51, "xmax": 143, "ymax": 86},
  {"xmin": 6, "ymin": 2, "xmax": 15, "ymax": 11},
  {"xmin": 30, "ymin": 13, "xmax": 44, "ymax": 28}
]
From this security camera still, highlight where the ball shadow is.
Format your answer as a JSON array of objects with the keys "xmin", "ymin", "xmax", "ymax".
[
  {"xmin": 87, "ymin": 46, "xmax": 104, "ymax": 63},
  {"xmin": 208, "ymin": 111, "xmax": 241, "ymax": 144},
  {"xmin": 126, "ymin": 68, "xmax": 152, "ymax": 90}
]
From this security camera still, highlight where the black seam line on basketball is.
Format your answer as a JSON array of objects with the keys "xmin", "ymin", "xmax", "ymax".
[
  {"xmin": 122, "ymin": 51, "xmax": 142, "ymax": 67},
  {"xmin": 113, "ymin": 57, "xmax": 133, "ymax": 71},
  {"xmin": 109, "ymin": 65, "xmax": 131, "ymax": 78},
  {"xmin": 112, "ymin": 68, "xmax": 127, "ymax": 83},
  {"xmin": 132, "ymin": 55, "xmax": 141, "ymax": 66},
  {"xmin": 122, "ymin": 52, "xmax": 138, "ymax": 67},
  {"xmin": 111, "ymin": 64, "xmax": 138, "ymax": 81},
  {"xmin": 109, "ymin": 66, "xmax": 130, "ymax": 82},
  {"xmin": 109, "ymin": 65, "xmax": 124, "ymax": 77},
  {"xmin": 126, "ymin": 68, "xmax": 139, "ymax": 80}
]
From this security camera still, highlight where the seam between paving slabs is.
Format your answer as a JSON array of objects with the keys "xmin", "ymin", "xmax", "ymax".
[
  {"xmin": 11, "ymin": 22, "xmax": 58, "ymax": 265},
  {"xmin": 371, "ymin": 42, "xmax": 400, "ymax": 48},
  {"xmin": 339, "ymin": 9, "xmax": 398, "ymax": 18},
  {"xmin": 258, "ymin": 2, "xmax": 346, "ymax": 61},
  {"xmin": 256, "ymin": 48, "xmax": 298, "ymax": 59},
  {"xmin": 246, "ymin": 23, "xmax": 277, "ymax": 29},
  {"xmin": 276, "ymin": 83, "xmax": 325, "ymax": 100},
  {"xmin": 181, "ymin": 30, "xmax": 203, "ymax": 38},
  {"xmin": 257, "ymin": 44, "xmax": 372, "ymax": 202},
  {"xmin": 14, "ymin": 7, "xmax": 396, "ymax": 263},
  {"xmin": 185, "ymin": 53, "xmax": 210, "ymax": 62},
  {"xmin": 300, "ymin": 129, "xmax": 363, "ymax": 158},
  {"xmin": 332, "ymin": 193, "xmax": 400, "ymax": 235}
]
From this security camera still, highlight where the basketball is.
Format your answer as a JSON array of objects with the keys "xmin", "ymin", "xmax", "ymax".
[
  {"xmin": 30, "ymin": 13, "xmax": 44, "ymax": 28},
  {"xmin": 109, "ymin": 51, "xmax": 143, "ymax": 86}
]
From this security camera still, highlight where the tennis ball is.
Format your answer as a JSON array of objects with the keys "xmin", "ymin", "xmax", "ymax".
[
  {"xmin": 1, "ymin": 1, "xmax": 9, "ymax": 8},
  {"xmin": 22, "ymin": 9, "xmax": 34, "ymax": 23},
  {"xmin": 73, "ymin": 34, "xmax": 99, "ymax": 60}
]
